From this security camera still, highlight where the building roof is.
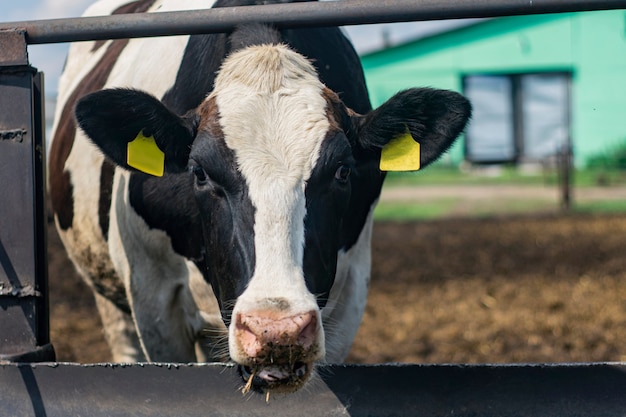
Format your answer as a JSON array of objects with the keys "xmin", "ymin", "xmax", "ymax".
[{"xmin": 344, "ymin": 19, "xmax": 485, "ymax": 55}]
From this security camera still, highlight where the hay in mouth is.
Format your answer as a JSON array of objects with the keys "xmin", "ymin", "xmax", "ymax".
[{"xmin": 239, "ymin": 361, "xmax": 311, "ymax": 394}]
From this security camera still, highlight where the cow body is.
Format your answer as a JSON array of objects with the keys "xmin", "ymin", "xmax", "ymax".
[{"xmin": 49, "ymin": 0, "xmax": 471, "ymax": 393}]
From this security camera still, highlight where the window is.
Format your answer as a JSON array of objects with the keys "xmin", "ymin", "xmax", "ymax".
[{"xmin": 463, "ymin": 73, "xmax": 571, "ymax": 164}]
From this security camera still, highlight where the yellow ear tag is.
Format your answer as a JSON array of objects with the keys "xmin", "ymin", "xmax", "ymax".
[
  {"xmin": 127, "ymin": 130, "xmax": 165, "ymax": 177},
  {"xmin": 380, "ymin": 129, "xmax": 421, "ymax": 171}
]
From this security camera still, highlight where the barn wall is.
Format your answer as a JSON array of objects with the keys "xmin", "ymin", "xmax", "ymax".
[
  {"xmin": 574, "ymin": 11, "xmax": 626, "ymax": 166},
  {"xmin": 360, "ymin": 10, "xmax": 626, "ymax": 167}
]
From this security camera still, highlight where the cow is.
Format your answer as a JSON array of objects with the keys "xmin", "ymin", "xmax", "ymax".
[{"xmin": 48, "ymin": 0, "xmax": 471, "ymax": 394}]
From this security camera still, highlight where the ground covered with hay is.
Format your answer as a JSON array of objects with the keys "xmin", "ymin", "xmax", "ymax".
[{"xmin": 48, "ymin": 213, "xmax": 626, "ymax": 364}]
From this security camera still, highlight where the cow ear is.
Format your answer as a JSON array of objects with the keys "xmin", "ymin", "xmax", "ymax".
[
  {"xmin": 75, "ymin": 88, "xmax": 196, "ymax": 176},
  {"xmin": 355, "ymin": 88, "xmax": 471, "ymax": 170}
]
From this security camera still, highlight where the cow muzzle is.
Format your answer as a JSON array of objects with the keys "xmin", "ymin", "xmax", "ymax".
[{"xmin": 232, "ymin": 309, "xmax": 322, "ymax": 393}]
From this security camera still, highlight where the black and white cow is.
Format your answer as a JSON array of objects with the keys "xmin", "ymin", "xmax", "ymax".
[{"xmin": 49, "ymin": 0, "xmax": 470, "ymax": 394}]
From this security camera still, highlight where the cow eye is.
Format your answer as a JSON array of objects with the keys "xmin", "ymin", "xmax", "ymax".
[
  {"xmin": 192, "ymin": 165, "xmax": 208, "ymax": 186},
  {"xmin": 334, "ymin": 165, "xmax": 351, "ymax": 183}
]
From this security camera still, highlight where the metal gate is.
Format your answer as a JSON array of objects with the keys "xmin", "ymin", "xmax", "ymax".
[{"xmin": 1, "ymin": 1, "xmax": 626, "ymax": 415}]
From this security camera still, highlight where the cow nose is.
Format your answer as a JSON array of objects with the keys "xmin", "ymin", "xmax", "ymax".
[{"xmin": 235, "ymin": 310, "xmax": 317, "ymax": 359}]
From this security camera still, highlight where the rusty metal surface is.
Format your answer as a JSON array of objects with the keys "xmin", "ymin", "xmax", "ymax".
[
  {"xmin": 1, "ymin": 362, "xmax": 626, "ymax": 416},
  {"xmin": 0, "ymin": 30, "xmax": 27, "ymax": 65},
  {"xmin": 0, "ymin": 0, "xmax": 625, "ymax": 45},
  {"xmin": 0, "ymin": 128, "xmax": 28, "ymax": 142},
  {"xmin": 0, "ymin": 283, "xmax": 42, "ymax": 297}
]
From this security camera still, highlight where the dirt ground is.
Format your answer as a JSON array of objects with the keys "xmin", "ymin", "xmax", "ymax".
[{"xmin": 48, "ymin": 212, "xmax": 626, "ymax": 365}]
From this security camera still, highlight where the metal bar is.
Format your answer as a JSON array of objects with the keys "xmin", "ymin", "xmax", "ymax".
[
  {"xmin": 0, "ymin": 0, "xmax": 625, "ymax": 45},
  {"xmin": 2, "ymin": 362, "xmax": 626, "ymax": 416},
  {"xmin": 31, "ymin": 71, "xmax": 51, "ymax": 355}
]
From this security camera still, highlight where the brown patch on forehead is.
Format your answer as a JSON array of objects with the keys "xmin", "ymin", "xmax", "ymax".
[
  {"xmin": 193, "ymin": 96, "xmax": 245, "ymax": 193},
  {"xmin": 323, "ymin": 87, "xmax": 356, "ymax": 135},
  {"xmin": 196, "ymin": 96, "xmax": 224, "ymax": 139},
  {"xmin": 322, "ymin": 88, "xmax": 340, "ymax": 132}
]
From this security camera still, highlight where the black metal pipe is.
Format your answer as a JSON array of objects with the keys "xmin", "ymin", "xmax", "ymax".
[{"xmin": 1, "ymin": 0, "xmax": 625, "ymax": 45}]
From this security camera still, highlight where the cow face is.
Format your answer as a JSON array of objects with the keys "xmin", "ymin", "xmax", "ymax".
[{"xmin": 75, "ymin": 44, "xmax": 470, "ymax": 393}]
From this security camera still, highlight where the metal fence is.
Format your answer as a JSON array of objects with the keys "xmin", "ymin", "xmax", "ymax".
[
  {"xmin": 2, "ymin": 0, "xmax": 626, "ymax": 44},
  {"xmin": 1, "ymin": 1, "xmax": 626, "ymax": 415}
]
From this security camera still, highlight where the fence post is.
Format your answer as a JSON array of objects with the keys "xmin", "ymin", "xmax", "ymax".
[
  {"xmin": 0, "ymin": 29, "xmax": 55, "ymax": 362},
  {"xmin": 557, "ymin": 143, "xmax": 573, "ymax": 211}
]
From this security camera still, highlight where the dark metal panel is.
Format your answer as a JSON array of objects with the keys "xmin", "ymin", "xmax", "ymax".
[
  {"xmin": 0, "ymin": 300, "xmax": 37, "ymax": 353},
  {"xmin": 0, "ymin": 30, "xmax": 53, "ymax": 362},
  {"xmin": 0, "ymin": 73, "xmax": 36, "ymax": 288},
  {"xmin": 0, "ymin": 0, "xmax": 625, "ymax": 45},
  {"xmin": 1, "ymin": 363, "xmax": 626, "ymax": 416}
]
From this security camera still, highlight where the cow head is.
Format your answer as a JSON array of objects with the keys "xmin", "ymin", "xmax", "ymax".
[{"xmin": 75, "ymin": 43, "xmax": 470, "ymax": 393}]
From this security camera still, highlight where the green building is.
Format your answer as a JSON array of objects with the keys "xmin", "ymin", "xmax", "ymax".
[{"xmin": 360, "ymin": 10, "xmax": 626, "ymax": 168}]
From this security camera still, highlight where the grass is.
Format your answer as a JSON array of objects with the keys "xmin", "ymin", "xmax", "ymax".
[
  {"xmin": 383, "ymin": 165, "xmax": 626, "ymax": 188},
  {"xmin": 574, "ymin": 200, "xmax": 626, "ymax": 214},
  {"xmin": 383, "ymin": 165, "xmax": 553, "ymax": 187}
]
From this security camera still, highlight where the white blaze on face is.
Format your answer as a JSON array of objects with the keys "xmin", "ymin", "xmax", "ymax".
[{"xmin": 212, "ymin": 44, "xmax": 330, "ymax": 360}]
